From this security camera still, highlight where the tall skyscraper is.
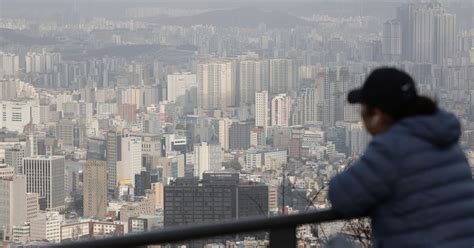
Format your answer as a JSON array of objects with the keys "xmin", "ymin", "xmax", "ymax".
[
  {"xmin": 83, "ymin": 137, "xmax": 107, "ymax": 219},
  {"xmin": 292, "ymin": 88, "xmax": 318, "ymax": 125},
  {"xmin": 397, "ymin": 2, "xmax": 457, "ymax": 64},
  {"xmin": 118, "ymin": 134, "xmax": 142, "ymax": 186},
  {"xmin": 271, "ymin": 94, "xmax": 292, "ymax": 128},
  {"xmin": 255, "ymin": 91, "xmax": 269, "ymax": 128},
  {"xmin": 318, "ymin": 67, "xmax": 349, "ymax": 127},
  {"xmin": 334, "ymin": 67, "xmax": 350, "ymax": 122},
  {"xmin": 23, "ymin": 156, "xmax": 65, "ymax": 210},
  {"xmin": 435, "ymin": 11, "xmax": 457, "ymax": 64},
  {"xmin": 316, "ymin": 70, "xmax": 334, "ymax": 127},
  {"xmin": 382, "ymin": 20, "xmax": 402, "ymax": 61},
  {"xmin": 106, "ymin": 131, "xmax": 122, "ymax": 194},
  {"xmin": 239, "ymin": 60, "xmax": 269, "ymax": 106},
  {"xmin": 218, "ymin": 118, "xmax": 232, "ymax": 151},
  {"xmin": 83, "ymin": 160, "xmax": 107, "ymax": 219},
  {"xmin": 345, "ymin": 122, "xmax": 370, "ymax": 156},
  {"xmin": 0, "ymin": 170, "xmax": 27, "ymax": 239},
  {"xmin": 197, "ymin": 60, "xmax": 235, "ymax": 111},
  {"xmin": 229, "ymin": 121, "xmax": 253, "ymax": 150},
  {"xmin": 269, "ymin": 59, "xmax": 297, "ymax": 94}
]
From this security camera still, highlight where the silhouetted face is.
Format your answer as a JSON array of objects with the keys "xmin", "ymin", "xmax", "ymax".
[{"xmin": 361, "ymin": 104, "xmax": 394, "ymax": 136}]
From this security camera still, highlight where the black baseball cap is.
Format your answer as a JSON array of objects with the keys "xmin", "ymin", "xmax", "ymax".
[{"xmin": 348, "ymin": 67, "xmax": 418, "ymax": 117}]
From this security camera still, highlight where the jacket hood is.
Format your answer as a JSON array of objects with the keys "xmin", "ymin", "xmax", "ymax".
[{"xmin": 394, "ymin": 109, "xmax": 461, "ymax": 147}]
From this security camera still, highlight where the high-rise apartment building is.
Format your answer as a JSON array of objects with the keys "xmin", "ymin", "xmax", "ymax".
[
  {"xmin": 271, "ymin": 94, "xmax": 292, "ymax": 128},
  {"xmin": 167, "ymin": 72, "xmax": 197, "ymax": 102},
  {"xmin": 0, "ymin": 52, "xmax": 19, "ymax": 78},
  {"xmin": 218, "ymin": 118, "xmax": 232, "ymax": 151},
  {"xmin": 269, "ymin": 59, "xmax": 297, "ymax": 94},
  {"xmin": 382, "ymin": 20, "xmax": 402, "ymax": 61},
  {"xmin": 197, "ymin": 60, "xmax": 235, "ymax": 111},
  {"xmin": 292, "ymin": 88, "xmax": 318, "ymax": 125},
  {"xmin": 317, "ymin": 67, "xmax": 349, "ymax": 127},
  {"xmin": 23, "ymin": 156, "xmax": 65, "ymax": 210},
  {"xmin": 25, "ymin": 50, "xmax": 61, "ymax": 74},
  {"xmin": 239, "ymin": 60, "xmax": 269, "ymax": 105},
  {"xmin": 255, "ymin": 91, "xmax": 269, "ymax": 128},
  {"xmin": 397, "ymin": 2, "xmax": 457, "ymax": 64}
]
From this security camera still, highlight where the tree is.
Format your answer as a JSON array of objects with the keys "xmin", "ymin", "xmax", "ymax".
[{"xmin": 222, "ymin": 159, "xmax": 242, "ymax": 171}]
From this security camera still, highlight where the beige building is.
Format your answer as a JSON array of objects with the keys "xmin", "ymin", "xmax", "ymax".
[
  {"xmin": 119, "ymin": 195, "xmax": 155, "ymax": 229},
  {"xmin": 30, "ymin": 211, "xmax": 62, "ymax": 243},
  {"xmin": 83, "ymin": 160, "xmax": 107, "ymax": 219},
  {"xmin": 151, "ymin": 182, "xmax": 164, "ymax": 209},
  {"xmin": 26, "ymin": 192, "xmax": 39, "ymax": 221},
  {"xmin": 0, "ymin": 173, "xmax": 27, "ymax": 239},
  {"xmin": 60, "ymin": 220, "xmax": 124, "ymax": 242}
]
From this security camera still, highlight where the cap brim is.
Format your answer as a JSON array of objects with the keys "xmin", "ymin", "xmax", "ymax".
[{"xmin": 347, "ymin": 89, "xmax": 364, "ymax": 104}]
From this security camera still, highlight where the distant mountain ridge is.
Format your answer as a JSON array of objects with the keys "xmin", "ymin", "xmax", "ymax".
[
  {"xmin": 155, "ymin": 7, "xmax": 309, "ymax": 28},
  {"xmin": 0, "ymin": 28, "xmax": 58, "ymax": 46}
]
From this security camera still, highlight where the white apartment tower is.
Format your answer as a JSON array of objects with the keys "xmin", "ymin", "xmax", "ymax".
[
  {"xmin": 167, "ymin": 72, "xmax": 197, "ymax": 102},
  {"xmin": 271, "ymin": 94, "xmax": 292, "ymax": 128},
  {"xmin": 197, "ymin": 60, "xmax": 235, "ymax": 111},
  {"xmin": 240, "ymin": 60, "xmax": 269, "ymax": 105},
  {"xmin": 255, "ymin": 91, "xmax": 269, "ymax": 128},
  {"xmin": 0, "ymin": 52, "xmax": 20, "ymax": 78},
  {"xmin": 269, "ymin": 59, "xmax": 297, "ymax": 94}
]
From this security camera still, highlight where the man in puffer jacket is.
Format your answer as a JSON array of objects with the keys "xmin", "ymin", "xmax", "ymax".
[{"xmin": 328, "ymin": 68, "xmax": 474, "ymax": 248}]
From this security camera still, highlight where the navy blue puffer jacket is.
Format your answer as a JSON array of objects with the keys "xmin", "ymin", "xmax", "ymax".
[{"xmin": 328, "ymin": 110, "xmax": 474, "ymax": 248}]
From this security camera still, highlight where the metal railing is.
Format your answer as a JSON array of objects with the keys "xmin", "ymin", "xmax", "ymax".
[{"xmin": 53, "ymin": 209, "xmax": 357, "ymax": 248}]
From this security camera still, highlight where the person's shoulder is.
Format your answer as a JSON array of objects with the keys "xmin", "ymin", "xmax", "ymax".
[{"xmin": 367, "ymin": 129, "xmax": 403, "ymax": 157}]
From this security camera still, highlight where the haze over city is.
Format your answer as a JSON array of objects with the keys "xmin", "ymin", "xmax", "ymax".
[{"xmin": 0, "ymin": 0, "xmax": 473, "ymax": 247}]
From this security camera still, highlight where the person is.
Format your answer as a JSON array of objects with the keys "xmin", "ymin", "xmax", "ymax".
[{"xmin": 328, "ymin": 67, "xmax": 474, "ymax": 248}]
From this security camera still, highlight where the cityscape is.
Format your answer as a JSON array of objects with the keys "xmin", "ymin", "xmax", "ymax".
[{"xmin": 0, "ymin": 0, "xmax": 473, "ymax": 247}]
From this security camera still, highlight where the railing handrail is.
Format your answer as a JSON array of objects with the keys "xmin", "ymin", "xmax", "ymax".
[{"xmin": 52, "ymin": 209, "xmax": 353, "ymax": 248}]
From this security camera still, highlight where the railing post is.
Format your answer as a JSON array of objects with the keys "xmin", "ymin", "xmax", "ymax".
[{"xmin": 269, "ymin": 226, "xmax": 296, "ymax": 248}]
